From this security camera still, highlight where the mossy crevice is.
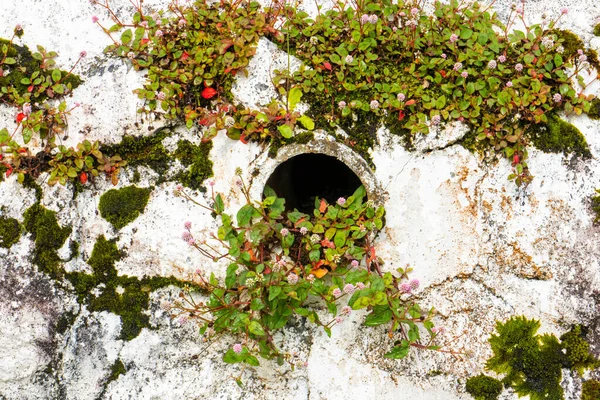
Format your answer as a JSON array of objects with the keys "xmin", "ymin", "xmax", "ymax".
[
  {"xmin": 98, "ymin": 186, "xmax": 151, "ymax": 230},
  {"xmin": 173, "ymin": 140, "xmax": 213, "ymax": 191},
  {"xmin": 23, "ymin": 203, "xmax": 72, "ymax": 276},
  {"xmin": 592, "ymin": 189, "xmax": 600, "ymax": 223},
  {"xmin": 582, "ymin": 380, "xmax": 600, "ymax": 400},
  {"xmin": 551, "ymin": 29, "xmax": 600, "ymax": 72},
  {"xmin": 66, "ymin": 235, "xmax": 190, "ymax": 340},
  {"xmin": 529, "ymin": 114, "xmax": 591, "ymax": 158},
  {"xmin": 0, "ymin": 216, "xmax": 21, "ymax": 248},
  {"xmin": 588, "ymin": 98, "xmax": 600, "ymax": 120},
  {"xmin": 267, "ymin": 130, "xmax": 315, "ymax": 158},
  {"xmin": 594, "ymin": 24, "xmax": 600, "ymax": 37}
]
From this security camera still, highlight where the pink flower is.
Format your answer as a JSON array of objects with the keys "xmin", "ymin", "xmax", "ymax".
[
  {"xmin": 157, "ymin": 91, "xmax": 166, "ymax": 101},
  {"xmin": 233, "ymin": 343, "xmax": 243, "ymax": 354},
  {"xmin": 343, "ymin": 283, "xmax": 355, "ymax": 294},
  {"xmin": 300, "ymin": 226, "xmax": 308, "ymax": 235},
  {"xmin": 397, "ymin": 93, "xmax": 406, "ymax": 101},
  {"xmin": 155, "ymin": 29, "xmax": 163, "ymax": 37},
  {"xmin": 409, "ymin": 279, "xmax": 420, "ymax": 290},
  {"xmin": 351, "ymin": 260, "xmax": 359, "ymax": 268},
  {"xmin": 399, "ymin": 12, "xmax": 406, "ymax": 17},
  {"xmin": 280, "ymin": 228, "xmax": 289, "ymax": 236},
  {"xmin": 140, "ymin": 21, "xmax": 148, "ymax": 28},
  {"xmin": 287, "ymin": 273, "xmax": 299, "ymax": 285},
  {"xmin": 22, "ymin": 103, "xmax": 32, "ymax": 116},
  {"xmin": 356, "ymin": 282, "xmax": 365, "ymax": 289},
  {"xmin": 561, "ymin": 7, "xmax": 568, "ymax": 14},
  {"xmin": 208, "ymin": 179, "xmax": 215, "ymax": 186},
  {"xmin": 178, "ymin": 19, "xmax": 187, "ymax": 27},
  {"xmin": 176, "ymin": 184, "xmax": 183, "ymax": 192},
  {"xmin": 92, "ymin": 16, "xmax": 99, "ymax": 23},
  {"xmin": 432, "ymin": 326, "xmax": 445, "ymax": 334},
  {"xmin": 453, "ymin": 62, "xmax": 462, "ymax": 71},
  {"xmin": 498, "ymin": 55, "xmax": 506, "ymax": 63},
  {"xmin": 449, "ymin": 33, "xmax": 458, "ymax": 43},
  {"xmin": 461, "ymin": 71, "xmax": 468, "ymax": 78},
  {"xmin": 182, "ymin": 231, "xmax": 193, "ymax": 242},
  {"xmin": 410, "ymin": 7, "xmax": 419, "ymax": 15},
  {"xmin": 579, "ymin": 54, "xmax": 588, "ymax": 62},
  {"xmin": 370, "ymin": 100, "xmax": 379, "ymax": 110},
  {"xmin": 345, "ymin": 55, "xmax": 354, "ymax": 63},
  {"xmin": 342, "ymin": 306, "xmax": 352, "ymax": 315},
  {"xmin": 332, "ymin": 288, "xmax": 342, "ymax": 297},
  {"xmin": 431, "ymin": 115, "xmax": 441, "ymax": 125},
  {"xmin": 337, "ymin": 197, "xmax": 346, "ymax": 206},
  {"xmin": 360, "ymin": 14, "xmax": 370, "ymax": 24},
  {"xmin": 553, "ymin": 93, "xmax": 562, "ymax": 103},
  {"xmin": 487, "ymin": 60, "xmax": 497, "ymax": 69},
  {"xmin": 338, "ymin": 101, "xmax": 346, "ymax": 109},
  {"xmin": 184, "ymin": 221, "xmax": 192, "ymax": 230},
  {"xmin": 577, "ymin": 49, "xmax": 584, "ymax": 55},
  {"xmin": 335, "ymin": 316, "xmax": 343, "ymax": 324},
  {"xmin": 369, "ymin": 14, "xmax": 378, "ymax": 24},
  {"xmin": 306, "ymin": 274, "xmax": 315, "ymax": 282},
  {"xmin": 80, "ymin": 51, "xmax": 87, "ymax": 58},
  {"xmin": 399, "ymin": 282, "xmax": 412, "ymax": 293},
  {"xmin": 441, "ymin": 53, "xmax": 447, "ymax": 59},
  {"xmin": 506, "ymin": 81, "xmax": 513, "ymax": 87},
  {"xmin": 515, "ymin": 63, "xmax": 523, "ymax": 72}
]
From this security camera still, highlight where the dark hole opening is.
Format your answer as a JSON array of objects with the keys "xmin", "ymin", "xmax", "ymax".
[{"xmin": 265, "ymin": 153, "xmax": 364, "ymax": 213}]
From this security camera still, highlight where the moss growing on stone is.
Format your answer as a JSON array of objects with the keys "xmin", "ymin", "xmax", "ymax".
[
  {"xmin": 267, "ymin": 130, "xmax": 315, "ymax": 158},
  {"xmin": 529, "ymin": 114, "xmax": 591, "ymax": 158},
  {"xmin": 582, "ymin": 380, "xmax": 600, "ymax": 400},
  {"xmin": 0, "ymin": 216, "xmax": 21, "ymax": 248},
  {"xmin": 107, "ymin": 359, "xmax": 126, "ymax": 383},
  {"xmin": 465, "ymin": 374, "xmax": 503, "ymax": 400},
  {"xmin": 594, "ymin": 24, "xmax": 600, "ymax": 37},
  {"xmin": 551, "ymin": 29, "xmax": 600, "ymax": 71},
  {"xmin": 101, "ymin": 128, "xmax": 171, "ymax": 176},
  {"xmin": 173, "ymin": 140, "xmax": 213, "ymax": 191},
  {"xmin": 65, "ymin": 235, "xmax": 191, "ymax": 340},
  {"xmin": 588, "ymin": 98, "xmax": 600, "ymax": 120},
  {"xmin": 592, "ymin": 190, "xmax": 600, "ymax": 223},
  {"xmin": 23, "ymin": 203, "xmax": 72, "ymax": 276},
  {"xmin": 0, "ymin": 38, "xmax": 82, "ymax": 103},
  {"xmin": 560, "ymin": 325, "xmax": 600, "ymax": 374},
  {"xmin": 98, "ymin": 186, "xmax": 151, "ymax": 230}
]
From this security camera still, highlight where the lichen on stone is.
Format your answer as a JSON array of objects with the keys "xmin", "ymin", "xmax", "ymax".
[
  {"xmin": 98, "ymin": 185, "xmax": 151, "ymax": 230},
  {"xmin": 0, "ymin": 215, "xmax": 21, "ymax": 248}
]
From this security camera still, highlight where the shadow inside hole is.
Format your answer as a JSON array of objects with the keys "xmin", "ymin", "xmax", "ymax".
[{"xmin": 265, "ymin": 153, "xmax": 364, "ymax": 213}]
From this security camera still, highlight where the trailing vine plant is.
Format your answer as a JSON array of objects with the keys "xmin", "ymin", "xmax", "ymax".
[{"xmin": 167, "ymin": 176, "xmax": 442, "ymax": 372}]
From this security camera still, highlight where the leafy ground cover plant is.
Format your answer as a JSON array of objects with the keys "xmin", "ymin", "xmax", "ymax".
[
  {"xmin": 167, "ymin": 176, "xmax": 442, "ymax": 371},
  {"xmin": 466, "ymin": 316, "xmax": 599, "ymax": 400},
  {"xmin": 274, "ymin": 0, "xmax": 599, "ymax": 184}
]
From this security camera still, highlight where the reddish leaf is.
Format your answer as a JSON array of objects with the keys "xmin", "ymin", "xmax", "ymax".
[
  {"xmin": 398, "ymin": 110, "xmax": 405, "ymax": 120},
  {"xmin": 201, "ymin": 87, "xmax": 218, "ymax": 99},
  {"xmin": 17, "ymin": 148, "xmax": 28, "ymax": 154},
  {"xmin": 27, "ymin": 85, "xmax": 34, "ymax": 92},
  {"xmin": 141, "ymin": 38, "xmax": 150, "ymax": 45},
  {"xmin": 404, "ymin": 99, "xmax": 416, "ymax": 106},
  {"xmin": 240, "ymin": 133, "xmax": 249, "ymax": 144},
  {"xmin": 319, "ymin": 198, "xmax": 327, "ymax": 213},
  {"xmin": 513, "ymin": 154, "xmax": 520, "ymax": 164},
  {"xmin": 16, "ymin": 113, "xmax": 25, "ymax": 123},
  {"xmin": 323, "ymin": 62, "xmax": 332, "ymax": 71},
  {"xmin": 79, "ymin": 172, "xmax": 88, "ymax": 184},
  {"xmin": 181, "ymin": 52, "xmax": 189, "ymax": 61},
  {"xmin": 440, "ymin": 70, "xmax": 447, "ymax": 78},
  {"xmin": 5, "ymin": 165, "xmax": 13, "ymax": 177}
]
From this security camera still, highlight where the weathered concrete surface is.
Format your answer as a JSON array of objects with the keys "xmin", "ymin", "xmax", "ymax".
[{"xmin": 1, "ymin": 0, "xmax": 599, "ymax": 399}]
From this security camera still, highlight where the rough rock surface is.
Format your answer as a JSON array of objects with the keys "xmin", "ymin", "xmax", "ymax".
[{"xmin": 1, "ymin": 0, "xmax": 599, "ymax": 399}]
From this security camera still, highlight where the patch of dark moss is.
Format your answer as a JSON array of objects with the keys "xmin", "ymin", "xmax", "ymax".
[
  {"xmin": 0, "ymin": 216, "xmax": 21, "ymax": 248},
  {"xmin": 268, "ymin": 130, "xmax": 315, "ymax": 158},
  {"xmin": 55, "ymin": 311, "xmax": 78, "ymax": 335},
  {"xmin": 98, "ymin": 186, "xmax": 151, "ymax": 230},
  {"xmin": 22, "ymin": 173, "xmax": 43, "ymax": 202},
  {"xmin": 593, "ymin": 189, "xmax": 600, "ymax": 223},
  {"xmin": 582, "ymin": 380, "xmax": 600, "ymax": 400},
  {"xmin": 529, "ymin": 114, "xmax": 591, "ymax": 158},
  {"xmin": 101, "ymin": 128, "xmax": 171, "ymax": 177},
  {"xmin": 107, "ymin": 359, "xmax": 126, "ymax": 384},
  {"xmin": 131, "ymin": 170, "xmax": 141, "ymax": 184},
  {"xmin": 588, "ymin": 98, "xmax": 600, "ymax": 120},
  {"xmin": 65, "ymin": 235, "xmax": 191, "ymax": 340},
  {"xmin": 23, "ymin": 203, "xmax": 72, "ymax": 276},
  {"xmin": 560, "ymin": 325, "xmax": 600, "ymax": 374},
  {"xmin": 0, "ymin": 38, "xmax": 82, "ymax": 103},
  {"xmin": 465, "ymin": 374, "xmax": 503, "ymax": 400},
  {"xmin": 173, "ymin": 140, "xmax": 213, "ymax": 191},
  {"xmin": 594, "ymin": 24, "xmax": 600, "ymax": 37}
]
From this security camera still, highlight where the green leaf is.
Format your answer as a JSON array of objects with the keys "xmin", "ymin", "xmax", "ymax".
[
  {"xmin": 52, "ymin": 69, "xmax": 61, "ymax": 83},
  {"xmin": 3, "ymin": 57, "xmax": 16, "ymax": 64},
  {"xmin": 236, "ymin": 204, "xmax": 256, "ymax": 227},
  {"xmin": 277, "ymin": 124, "xmax": 293, "ymax": 139},
  {"xmin": 364, "ymin": 307, "xmax": 393, "ymax": 326},
  {"xmin": 460, "ymin": 29, "xmax": 473, "ymax": 39},
  {"xmin": 225, "ymin": 263, "xmax": 238, "ymax": 289},
  {"xmin": 248, "ymin": 320, "xmax": 266, "ymax": 336},
  {"xmin": 52, "ymin": 84, "xmax": 64, "ymax": 94},
  {"xmin": 268, "ymin": 285, "xmax": 282, "ymax": 301},
  {"xmin": 121, "ymin": 29, "xmax": 133, "ymax": 44},
  {"xmin": 297, "ymin": 115, "xmax": 314, "ymax": 130},
  {"xmin": 384, "ymin": 340, "xmax": 410, "ymax": 359},
  {"xmin": 554, "ymin": 54, "xmax": 563, "ymax": 68},
  {"xmin": 288, "ymin": 87, "xmax": 303, "ymax": 111},
  {"xmin": 214, "ymin": 194, "xmax": 224, "ymax": 214}
]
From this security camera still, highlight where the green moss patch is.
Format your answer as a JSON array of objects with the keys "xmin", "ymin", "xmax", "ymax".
[
  {"xmin": 66, "ymin": 235, "xmax": 190, "ymax": 340},
  {"xmin": 465, "ymin": 374, "xmax": 503, "ymax": 400},
  {"xmin": 529, "ymin": 114, "xmax": 591, "ymax": 157},
  {"xmin": 477, "ymin": 316, "xmax": 599, "ymax": 400},
  {"xmin": 588, "ymin": 98, "xmax": 600, "ymax": 120},
  {"xmin": 173, "ymin": 140, "xmax": 213, "ymax": 191},
  {"xmin": 594, "ymin": 24, "xmax": 600, "ymax": 37},
  {"xmin": 99, "ymin": 186, "xmax": 151, "ymax": 230},
  {"xmin": 101, "ymin": 129, "xmax": 171, "ymax": 176},
  {"xmin": 593, "ymin": 190, "xmax": 600, "ymax": 223},
  {"xmin": 23, "ymin": 203, "xmax": 72, "ymax": 275},
  {"xmin": 0, "ymin": 216, "xmax": 21, "ymax": 248},
  {"xmin": 551, "ymin": 29, "xmax": 600, "ymax": 71},
  {"xmin": 582, "ymin": 380, "xmax": 600, "ymax": 400}
]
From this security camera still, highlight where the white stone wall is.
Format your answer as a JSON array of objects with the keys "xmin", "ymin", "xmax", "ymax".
[{"xmin": 1, "ymin": 0, "xmax": 599, "ymax": 399}]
